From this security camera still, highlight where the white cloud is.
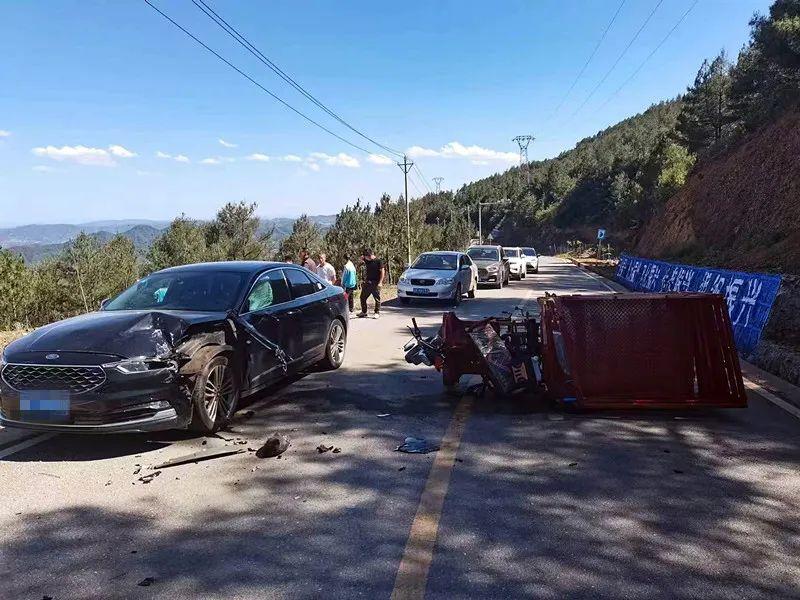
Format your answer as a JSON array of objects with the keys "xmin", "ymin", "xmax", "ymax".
[
  {"xmin": 200, "ymin": 157, "xmax": 222, "ymax": 165},
  {"xmin": 156, "ymin": 151, "xmax": 191, "ymax": 163},
  {"xmin": 307, "ymin": 152, "xmax": 360, "ymax": 168},
  {"xmin": 218, "ymin": 138, "xmax": 238, "ymax": 148},
  {"xmin": 406, "ymin": 141, "xmax": 518, "ymax": 164},
  {"xmin": 246, "ymin": 153, "xmax": 271, "ymax": 162},
  {"xmin": 0, "ymin": 130, "xmax": 11, "ymax": 138},
  {"xmin": 108, "ymin": 144, "xmax": 137, "ymax": 158},
  {"xmin": 307, "ymin": 162, "xmax": 320, "ymax": 172},
  {"xmin": 368, "ymin": 153, "xmax": 394, "ymax": 166},
  {"xmin": 32, "ymin": 165, "xmax": 58, "ymax": 173},
  {"xmin": 32, "ymin": 145, "xmax": 116, "ymax": 167},
  {"xmin": 281, "ymin": 154, "xmax": 302, "ymax": 162}
]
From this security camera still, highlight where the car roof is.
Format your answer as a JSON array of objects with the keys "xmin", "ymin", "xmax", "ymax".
[
  {"xmin": 419, "ymin": 251, "xmax": 462, "ymax": 256},
  {"xmin": 156, "ymin": 261, "xmax": 285, "ymax": 275},
  {"xmin": 468, "ymin": 245, "xmax": 501, "ymax": 249}
]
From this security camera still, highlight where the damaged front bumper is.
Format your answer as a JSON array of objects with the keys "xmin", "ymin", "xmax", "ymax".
[{"xmin": 0, "ymin": 357, "xmax": 192, "ymax": 433}]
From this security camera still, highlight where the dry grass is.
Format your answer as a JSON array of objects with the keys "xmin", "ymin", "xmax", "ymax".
[{"xmin": 0, "ymin": 330, "xmax": 29, "ymax": 353}]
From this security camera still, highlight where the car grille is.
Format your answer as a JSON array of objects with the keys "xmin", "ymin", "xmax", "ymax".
[
  {"xmin": 478, "ymin": 268, "xmax": 488, "ymax": 277},
  {"xmin": 410, "ymin": 278, "xmax": 436, "ymax": 286},
  {"xmin": 1, "ymin": 364, "xmax": 106, "ymax": 394}
]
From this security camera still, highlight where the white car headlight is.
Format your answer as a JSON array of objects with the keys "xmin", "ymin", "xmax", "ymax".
[
  {"xmin": 399, "ymin": 274, "xmax": 410, "ymax": 284},
  {"xmin": 487, "ymin": 265, "xmax": 499, "ymax": 272},
  {"xmin": 437, "ymin": 277, "xmax": 455, "ymax": 285},
  {"xmin": 104, "ymin": 359, "xmax": 177, "ymax": 374}
]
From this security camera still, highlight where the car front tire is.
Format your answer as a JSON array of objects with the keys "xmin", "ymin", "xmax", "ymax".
[
  {"xmin": 467, "ymin": 280, "xmax": 476, "ymax": 298},
  {"xmin": 189, "ymin": 354, "xmax": 239, "ymax": 434},
  {"xmin": 450, "ymin": 284, "xmax": 462, "ymax": 306}
]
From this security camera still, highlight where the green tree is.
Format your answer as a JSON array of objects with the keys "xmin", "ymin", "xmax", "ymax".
[
  {"xmin": 147, "ymin": 215, "xmax": 210, "ymax": 272},
  {"xmin": 676, "ymin": 51, "xmax": 734, "ymax": 153},
  {"xmin": 655, "ymin": 142, "xmax": 696, "ymax": 201},
  {"xmin": 0, "ymin": 248, "xmax": 31, "ymax": 329},
  {"xmin": 278, "ymin": 214, "xmax": 323, "ymax": 261},
  {"xmin": 206, "ymin": 201, "xmax": 273, "ymax": 260}
]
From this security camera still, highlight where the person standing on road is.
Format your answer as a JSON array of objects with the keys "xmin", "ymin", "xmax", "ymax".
[
  {"xmin": 299, "ymin": 248, "xmax": 316, "ymax": 272},
  {"xmin": 341, "ymin": 254, "xmax": 358, "ymax": 313},
  {"xmin": 358, "ymin": 248, "xmax": 384, "ymax": 319},
  {"xmin": 316, "ymin": 253, "xmax": 336, "ymax": 285}
]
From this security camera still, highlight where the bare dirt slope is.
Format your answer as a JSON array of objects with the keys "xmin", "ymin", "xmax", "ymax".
[{"xmin": 637, "ymin": 110, "xmax": 800, "ymax": 275}]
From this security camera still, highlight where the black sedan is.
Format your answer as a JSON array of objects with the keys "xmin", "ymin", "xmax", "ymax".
[{"xmin": 0, "ymin": 262, "xmax": 349, "ymax": 434}]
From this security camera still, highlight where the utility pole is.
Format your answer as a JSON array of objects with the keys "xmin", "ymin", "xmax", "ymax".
[
  {"xmin": 397, "ymin": 154, "xmax": 414, "ymax": 266},
  {"xmin": 432, "ymin": 177, "xmax": 444, "ymax": 194},
  {"xmin": 512, "ymin": 135, "xmax": 534, "ymax": 186}
]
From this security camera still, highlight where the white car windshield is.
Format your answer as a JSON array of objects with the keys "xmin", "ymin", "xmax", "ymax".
[
  {"xmin": 467, "ymin": 247, "xmax": 500, "ymax": 261},
  {"xmin": 523, "ymin": 247, "xmax": 537, "ymax": 256},
  {"xmin": 505, "ymin": 248, "xmax": 520, "ymax": 257},
  {"xmin": 412, "ymin": 254, "xmax": 458, "ymax": 270}
]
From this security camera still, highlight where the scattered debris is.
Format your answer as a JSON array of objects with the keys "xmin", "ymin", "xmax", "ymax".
[
  {"xmin": 137, "ymin": 577, "xmax": 156, "ymax": 587},
  {"xmin": 568, "ymin": 462, "xmax": 578, "ymax": 467},
  {"xmin": 138, "ymin": 471, "xmax": 162, "ymax": 484},
  {"xmin": 152, "ymin": 448, "xmax": 244, "ymax": 470},
  {"xmin": 201, "ymin": 440, "xmax": 207, "ymax": 446},
  {"xmin": 398, "ymin": 466, "xmax": 406, "ymax": 472},
  {"xmin": 256, "ymin": 434, "xmax": 290, "ymax": 458},
  {"xmin": 377, "ymin": 413, "xmax": 391, "ymax": 418},
  {"xmin": 663, "ymin": 449, "xmax": 671, "ymax": 454},
  {"xmin": 130, "ymin": 550, "xmax": 138, "ymax": 554},
  {"xmin": 455, "ymin": 458, "xmax": 464, "ymax": 463},
  {"xmin": 133, "ymin": 465, "xmax": 141, "ymax": 475},
  {"xmin": 673, "ymin": 469, "xmax": 685, "ymax": 474},
  {"xmin": 247, "ymin": 447, "xmax": 256, "ymax": 452},
  {"xmin": 235, "ymin": 440, "xmax": 248, "ymax": 445},
  {"xmin": 43, "ymin": 595, "xmax": 53, "ymax": 600},
  {"xmin": 317, "ymin": 444, "xmax": 334, "ymax": 454},
  {"xmin": 396, "ymin": 437, "xmax": 440, "ymax": 454},
  {"xmin": 332, "ymin": 447, "xmax": 341, "ymax": 454},
  {"xmin": 37, "ymin": 472, "xmax": 61, "ymax": 479},
  {"xmin": 105, "ymin": 481, "xmax": 112, "ymax": 487}
]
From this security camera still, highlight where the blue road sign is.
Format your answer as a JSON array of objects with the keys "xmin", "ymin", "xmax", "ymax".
[{"xmin": 597, "ymin": 229, "xmax": 606, "ymax": 240}]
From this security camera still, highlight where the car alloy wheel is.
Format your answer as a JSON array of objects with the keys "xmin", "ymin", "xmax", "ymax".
[
  {"xmin": 203, "ymin": 362, "xmax": 235, "ymax": 423},
  {"xmin": 451, "ymin": 284, "xmax": 462, "ymax": 306},
  {"xmin": 321, "ymin": 319, "xmax": 346, "ymax": 369}
]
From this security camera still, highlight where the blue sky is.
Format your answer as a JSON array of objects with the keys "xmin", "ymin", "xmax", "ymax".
[{"xmin": 0, "ymin": 0, "xmax": 771, "ymax": 225}]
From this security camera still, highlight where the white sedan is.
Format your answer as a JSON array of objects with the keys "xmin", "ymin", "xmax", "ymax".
[
  {"xmin": 521, "ymin": 246, "xmax": 539, "ymax": 274},
  {"xmin": 398, "ymin": 251, "xmax": 478, "ymax": 306}
]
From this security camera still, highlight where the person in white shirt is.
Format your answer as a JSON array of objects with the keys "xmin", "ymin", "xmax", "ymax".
[{"xmin": 316, "ymin": 253, "xmax": 336, "ymax": 285}]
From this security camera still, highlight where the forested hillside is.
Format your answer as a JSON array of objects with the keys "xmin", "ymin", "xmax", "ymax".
[{"xmin": 449, "ymin": 0, "xmax": 800, "ymax": 269}]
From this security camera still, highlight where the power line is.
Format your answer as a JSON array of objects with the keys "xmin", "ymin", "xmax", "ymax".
[
  {"xmin": 142, "ymin": 0, "xmax": 378, "ymax": 156},
  {"xmin": 191, "ymin": 0, "xmax": 403, "ymax": 158},
  {"xmin": 412, "ymin": 163, "xmax": 434, "ymax": 194},
  {"xmin": 569, "ymin": 0, "xmax": 664, "ymax": 117},
  {"xmin": 550, "ymin": 0, "xmax": 626, "ymax": 116},
  {"xmin": 594, "ymin": 0, "xmax": 698, "ymax": 113}
]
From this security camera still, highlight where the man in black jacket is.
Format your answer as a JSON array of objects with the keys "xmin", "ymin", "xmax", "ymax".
[{"xmin": 358, "ymin": 248, "xmax": 384, "ymax": 318}]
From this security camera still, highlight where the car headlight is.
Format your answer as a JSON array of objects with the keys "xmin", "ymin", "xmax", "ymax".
[
  {"xmin": 399, "ymin": 275, "xmax": 409, "ymax": 284},
  {"xmin": 104, "ymin": 359, "xmax": 178, "ymax": 374},
  {"xmin": 437, "ymin": 277, "xmax": 455, "ymax": 285},
  {"xmin": 487, "ymin": 265, "xmax": 499, "ymax": 272}
]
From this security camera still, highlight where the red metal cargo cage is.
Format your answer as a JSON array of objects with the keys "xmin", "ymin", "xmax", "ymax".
[{"xmin": 538, "ymin": 293, "xmax": 747, "ymax": 409}]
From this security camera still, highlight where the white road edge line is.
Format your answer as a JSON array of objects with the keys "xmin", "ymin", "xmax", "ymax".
[
  {"xmin": 0, "ymin": 433, "xmax": 57, "ymax": 460},
  {"xmin": 743, "ymin": 378, "xmax": 800, "ymax": 420},
  {"xmin": 567, "ymin": 259, "xmax": 618, "ymax": 293}
]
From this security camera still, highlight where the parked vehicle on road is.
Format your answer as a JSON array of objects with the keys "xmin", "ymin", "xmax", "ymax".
[
  {"xmin": 467, "ymin": 245, "xmax": 510, "ymax": 289},
  {"xmin": 398, "ymin": 251, "xmax": 478, "ymax": 306},
  {"xmin": 0, "ymin": 262, "xmax": 349, "ymax": 434},
  {"xmin": 504, "ymin": 247, "xmax": 526, "ymax": 280},
  {"xmin": 522, "ymin": 247, "xmax": 539, "ymax": 274}
]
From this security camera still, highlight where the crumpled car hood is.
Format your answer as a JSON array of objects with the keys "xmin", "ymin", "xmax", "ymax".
[{"xmin": 5, "ymin": 310, "xmax": 228, "ymax": 360}]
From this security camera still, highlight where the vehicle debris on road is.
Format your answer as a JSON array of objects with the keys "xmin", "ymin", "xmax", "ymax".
[
  {"xmin": 396, "ymin": 436, "xmax": 440, "ymax": 454},
  {"xmin": 152, "ymin": 447, "xmax": 245, "ymax": 469},
  {"xmin": 256, "ymin": 434, "xmax": 290, "ymax": 458},
  {"xmin": 138, "ymin": 470, "xmax": 161, "ymax": 484}
]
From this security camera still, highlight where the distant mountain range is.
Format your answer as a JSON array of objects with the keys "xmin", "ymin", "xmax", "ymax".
[{"xmin": 1, "ymin": 216, "xmax": 336, "ymax": 263}]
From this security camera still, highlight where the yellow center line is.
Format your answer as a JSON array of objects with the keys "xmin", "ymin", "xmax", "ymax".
[{"xmin": 391, "ymin": 395, "xmax": 473, "ymax": 600}]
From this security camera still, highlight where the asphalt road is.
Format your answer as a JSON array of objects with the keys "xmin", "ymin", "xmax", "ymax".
[{"xmin": 1, "ymin": 257, "xmax": 799, "ymax": 599}]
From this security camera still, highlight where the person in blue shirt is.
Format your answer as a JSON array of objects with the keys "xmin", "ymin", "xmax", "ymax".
[{"xmin": 340, "ymin": 254, "xmax": 358, "ymax": 314}]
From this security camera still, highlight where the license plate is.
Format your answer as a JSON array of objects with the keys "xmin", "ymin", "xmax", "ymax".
[
  {"xmin": 413, "ymin": 287, "xmax": 429, "ymax": 294},
  {"xmin": 19, "ymin": 390, "xmax": 71, "ymax": 421}
]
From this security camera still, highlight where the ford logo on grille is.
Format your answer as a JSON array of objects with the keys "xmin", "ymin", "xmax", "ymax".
[{"xmin": 45, "ymin": 353, "xmax": 60, "ymax": 360}]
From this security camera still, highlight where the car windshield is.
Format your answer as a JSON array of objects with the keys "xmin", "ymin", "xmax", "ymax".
[
  {"xmin": 467, "ymin": 247, "xmax": 500, "ymax": 261},
  {"xmin": 104, "ymin": 271, "xmax": 248, "ymax": 312},
  {"xmin": 412, "ymin": 253, "xmax": 458, "ymax": 270},
  {"xmin": 505, "ymin": 248, "xmax": 520, "ymax": 257},
  {"xmin": 523, "ymin": 247, "xmax": 537, "ymax": 256}
]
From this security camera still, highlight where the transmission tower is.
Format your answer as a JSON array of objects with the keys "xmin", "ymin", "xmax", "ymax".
[
  {"xmin": 432, "ymin": 177, "xmax": 444, "ymax": 193},
  {"xmin": 512, "ymin": 135, "xmax": 535, "ymax": 185}
]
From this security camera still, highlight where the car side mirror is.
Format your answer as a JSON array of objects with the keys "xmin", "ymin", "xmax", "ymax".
[
  {"xmin": 99, "ymin": 298, "xmax": 111, "ymax": 310},
  {"xmin": 460, "ymin": 264, "xmax": 470, "ymax": 270}
]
